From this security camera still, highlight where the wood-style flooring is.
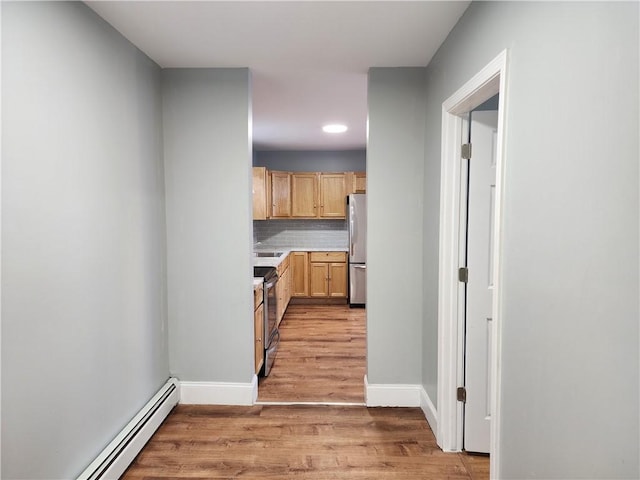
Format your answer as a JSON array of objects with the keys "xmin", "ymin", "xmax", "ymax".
[
  {"xmin": 258, "ymin": 304, "xmax": 366, "ymax": 403},
  {"xmin": 123, "ymin": 305, "xmax": 489, "ymax": 479},
  {"xmin": 123, "ymin": 404, "xmax": 489, "ymax": 479}
]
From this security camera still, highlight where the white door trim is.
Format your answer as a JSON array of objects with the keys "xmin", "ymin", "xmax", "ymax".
[{"xmin": 436, "ymin": 49, "xmax": 508, "ymax": 480}]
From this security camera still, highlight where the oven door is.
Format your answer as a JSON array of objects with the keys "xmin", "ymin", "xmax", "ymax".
[
  {"xmin": 263, "ymin": 329, "xmax": 280, "ymax": 377},
  {"xmin": 263, "ymin": 275, "xmax": 278, "ymax": 346}
]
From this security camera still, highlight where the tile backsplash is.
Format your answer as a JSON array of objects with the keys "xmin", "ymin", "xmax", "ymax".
[{"xmin": 253, "ymin": 219, "xmax": 348, "ymax": 249}]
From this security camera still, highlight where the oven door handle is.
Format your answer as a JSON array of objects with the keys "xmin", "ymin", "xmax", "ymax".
[{"xmin": 264, "ymin": 276, "xmax": 278, "ymax": 289}]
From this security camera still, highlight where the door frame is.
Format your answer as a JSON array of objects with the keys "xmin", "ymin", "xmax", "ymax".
[{"xmin": 436, "ymin": 50, "xmax": 508, "ymax": 479}]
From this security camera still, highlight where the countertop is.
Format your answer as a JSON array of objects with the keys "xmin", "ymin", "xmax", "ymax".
[
  {"xmin": 253, "ymin": 247, "xmax": 348, "ymax": 288},
  {"xmin": 253, "ymin": 247, "xmax": 348, "ymax": 268}
]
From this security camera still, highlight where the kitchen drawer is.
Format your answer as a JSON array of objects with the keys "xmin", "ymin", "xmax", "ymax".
[
  {"xmin": 309, "ymin": 251, "xmax": 346, "ymax": 263},
  {"xmin": 254, "ymin": 284, "xmax": 263, "ymax": 309},
  {"xmin": 277, "ymin": 253, "xmax": 290, "ymax": 276}
]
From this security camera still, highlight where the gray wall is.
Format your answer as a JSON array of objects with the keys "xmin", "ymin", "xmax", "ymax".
[
  {"xmin": 254, "ymin": 149, "xmax": 366, "ymax": 172},
  {"xmin": 422, "ymin": 2, "xmax": 639, "ymax": 478},
  {"xmin": 163, "ymin": 69, "xmax": 254, "ymax": 382},
  {"xmin": 367, "ymin": 68, "xmax": 426, "ymax": 384},
  {"xmin": 2, "ymin": 2, "xmax": 169, "ymax": 478}
]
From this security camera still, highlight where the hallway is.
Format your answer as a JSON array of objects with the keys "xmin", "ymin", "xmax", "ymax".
[
  {"xmin": 123, "ymin": 305, "xmax": 488, "ymax": 479},
  {"xmin": 123, "ymin": 404, "xmax": 489, "ymax": 479}
]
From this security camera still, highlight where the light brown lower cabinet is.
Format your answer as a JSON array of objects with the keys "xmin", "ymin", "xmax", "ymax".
[
  {"xmin": 276, "ymin": 253, "xmax": 291, "ymax": 326},
  {"xmin": 304, "ymin": 251, "xmax": 348, "ymax": 299},
  {"xmin": 291, "ymin": 252, "xmax": 309, "ymax": 297},
  {"xmin": 254, "ymin": 285, "xmax": 264, "ymax": 375},
  {"xmin": 309, "ymin": 262, "xmax": 347, "ymax": 297}
]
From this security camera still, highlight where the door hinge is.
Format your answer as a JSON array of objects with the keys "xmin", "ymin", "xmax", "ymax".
[
  {"xmin": 458, "ymin": 267, "xmax": 468, "ymax": 283},
  {"xmin": 457, "ymin": 387, "xmax": 467, "ymax": 403},
  {"xmin": 461, "ymin": 143, "xmax": 472, "ymax": 160}
]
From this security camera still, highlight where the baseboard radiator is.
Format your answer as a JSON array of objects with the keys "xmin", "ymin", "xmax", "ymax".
[{"xmin": 77, "ymin": 377, "xmax": 180, "ymax": 480}]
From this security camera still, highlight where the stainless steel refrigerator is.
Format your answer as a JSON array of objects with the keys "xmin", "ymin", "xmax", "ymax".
[{"xmin": 347, "ymin": 193, "xmax": 366, "ymax": 306}]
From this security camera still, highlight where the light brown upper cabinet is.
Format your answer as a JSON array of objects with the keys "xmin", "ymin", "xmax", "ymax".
[
  {"xmin": 354, "ymin": 172, "xmax": 366, "ymax": 193},
  {"xmin": 252, "ymin": 167, "xmax": 268, "ymax": 220},
  {"xmin": 345, "ymin": 171, "xmax": 366, "ymax": 195},
  {"xmin": 270, "ymin": 171, "xmax": 291, "ymax": 218},
  {"xmin": 319, "ymin": 173, "xmax": 346, "ymax": 218},
  {"xmin": 252, "ymin": 169, "xmax": 360, "ymax": 220},
  {"xmin": 291, "ymin": 173, "xmax": 318, "ymax": 218},
  {"xmin": 287, "ymin": 172, "xmax": 347, "ymax": 219}
]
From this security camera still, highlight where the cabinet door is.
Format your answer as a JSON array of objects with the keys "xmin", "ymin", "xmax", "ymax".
[
  {"xmin": 319, "ymin": 174, "xmax": 346, "ymax": 218},
  {"xmin": 254, "ymin": 303, "xmax": 264, "ymax": 374},
  {"xmin": 252, "ymin": 167, "xmax": 268, "ymax": 220},
  {"xmin": 276, "ymin": 274, "xmax": 284, "ymax": 325},
  {"xmin": 276, "ymin": 266, "xmax": 291, "ymax": 326},
  {"xmin": 291, "ymin": 252, "xmax": 309, "ymax": 297},
  {"xmin": 354, "ymin": 172, "xmax": 366, "ymax": 193},
  {"xmin": 309, "ymin": 263, "xmax": 329, "ymax": 297},
  {"xmin": 282, "ymin": 267, "xmax": 291, "ymax": 313},
  {"xmin": 328, "ymin": 262, "xmax": 348, "ymax": 297},
  {"xmin": 271, "ymin": 172, "xmax": 291, "ymax": 218},
  {"xmin": 291, "ymin": 173, "xmax": 318, "ymax": 217}
]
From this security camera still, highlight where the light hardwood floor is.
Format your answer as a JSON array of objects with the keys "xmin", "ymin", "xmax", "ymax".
[
  {"xmin": 258, "ymin": 304, "xmax": 366, "ymax": 403},
  {"xmin": 123, "ymin": 404, "xmax": 489, "ymax": 479},
  {"xmin": 123, "ymin": 304, "xmax": 489, "ymax": 479}
]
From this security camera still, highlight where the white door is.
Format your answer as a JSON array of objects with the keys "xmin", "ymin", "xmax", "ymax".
[{"xmin": 463, "ymin": 110, "xmax": 498, "ymax": 453}]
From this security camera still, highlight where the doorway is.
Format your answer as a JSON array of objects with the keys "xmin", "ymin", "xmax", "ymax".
[{"xmin": 437, "ymin": 50, "xmax": 508, "ymax": 479}]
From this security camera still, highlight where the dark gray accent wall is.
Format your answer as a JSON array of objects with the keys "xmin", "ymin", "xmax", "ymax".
[
  {"xmin": 422, "ymin": 2, "xmax": 638, "ymax": 478},
  {"xmin": 2, "ymin": 2, "xmax": 169, "ymax": 478},
  {"xmin": 254, "ymin": 150, "xmax": 366, "ymax": 172}
]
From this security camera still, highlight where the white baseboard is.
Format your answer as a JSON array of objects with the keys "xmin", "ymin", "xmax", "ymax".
[
  {"xmin": 420, "ymin": 386, "xmax": 438, "ymax": 436},
  {"xmin": 251, "ymin": 374, "xmax": 258, "ymax": 403},
  {"xmin": 180, "ymin": 378, "xmax": 257, "ymax": 406},
  {"xmin": 364, "ymin": 375, "xmax": 422, "ymax": 407},
  {"xmin": 363, "ymin": 377, "xmax": 439, "ymax": 437}
]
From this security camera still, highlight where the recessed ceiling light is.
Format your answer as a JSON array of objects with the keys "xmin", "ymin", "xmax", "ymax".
[{"xmin": 322, "ymin": 124, "xmax": 348, "ymax": 134}]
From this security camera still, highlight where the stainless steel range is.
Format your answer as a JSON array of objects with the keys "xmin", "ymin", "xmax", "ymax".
[{"xmin": 254, "ymin": 266, "xmax": 279, "ymax": 376}]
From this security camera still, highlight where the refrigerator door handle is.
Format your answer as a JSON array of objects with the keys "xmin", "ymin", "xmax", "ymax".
[
  {"xmin": 349, "ymin": 203, "xmax": 357, "ymax": 258},
  {"xmin": 352, "ymin": 264, "xmax": 366, "ymax": 269}
]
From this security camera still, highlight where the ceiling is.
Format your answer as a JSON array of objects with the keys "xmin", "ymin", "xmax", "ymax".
[{"xmin": 86, "ymin": 1, "xmax": 470, "ymax": 151}]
